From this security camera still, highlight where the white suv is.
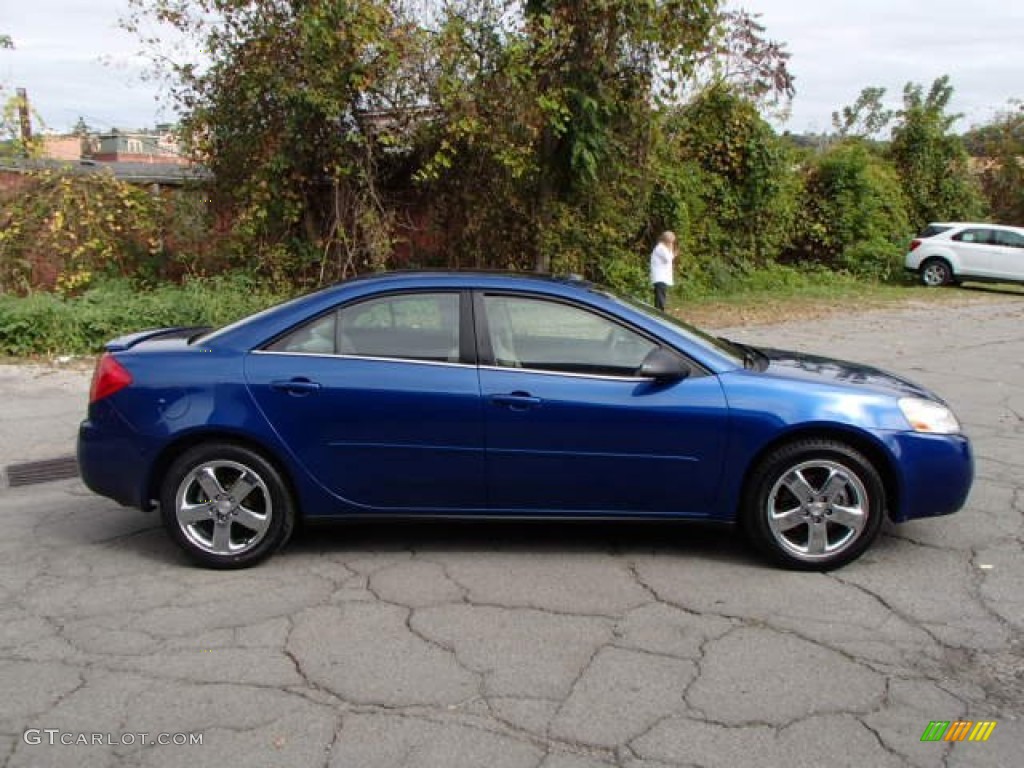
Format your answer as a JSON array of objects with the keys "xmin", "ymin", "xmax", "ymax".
[{"xmin": 905, "ymin": 222, "xmax": 1024, "ymax": 287}]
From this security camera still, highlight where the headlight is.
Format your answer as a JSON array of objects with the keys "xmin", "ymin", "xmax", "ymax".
[{"xmin": 898, "ymin": 398, "xmax": 961, "ymax": 435}]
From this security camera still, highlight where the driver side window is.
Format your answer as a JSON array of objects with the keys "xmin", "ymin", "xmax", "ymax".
[{"xmin": 483, "ymin": 295, "xmax": 658, "ymax": 377}]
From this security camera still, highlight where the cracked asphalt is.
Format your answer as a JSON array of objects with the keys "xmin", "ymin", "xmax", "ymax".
[{"xmin": 0, "ymin": 297, "xmax": 1021, "ymax": 768}]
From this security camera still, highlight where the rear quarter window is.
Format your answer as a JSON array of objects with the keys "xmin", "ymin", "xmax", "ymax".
[{"xmin": 952, "ymin": 228, "xmax": 995, "ymax": 245}]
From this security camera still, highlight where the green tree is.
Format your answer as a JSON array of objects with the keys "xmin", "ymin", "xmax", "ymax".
[
  {"xmin": 125, "ymin": 0, "xmax": 427, "ymax": 285},
  {"xmin": 887, "ymin": 76, "xmax": 986, "ymax": 228},
  {"xmin": 126, "ymin": 1, "xmax": 810, "ymax": 291},
  {"xmin": 422, "ymin": 0, "xmax": 719, "ymax": 273},
  {"xmin": 690, "ymin": 9, "xmax": 795, "ymax": 114},
  {"xmin": 964, "ymin": 101, "xmax": 1024, "ymax": 225},
  {"xmin": 831, "ymin": 86, "xmax": 893, "ymax": 139}
]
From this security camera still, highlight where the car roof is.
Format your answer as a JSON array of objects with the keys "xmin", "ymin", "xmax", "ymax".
[
  {"xmin": 327, "ymin": 270, "xmax": 593, "ymax": 290},
  {"xmin": 929, "ymin": 221, "xmax": 1024, "ymax": 232}
]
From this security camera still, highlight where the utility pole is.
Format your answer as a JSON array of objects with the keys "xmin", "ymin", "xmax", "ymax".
[{"xmin": 16, "ymin": 87, "xmax": 32, "ymax": 154}]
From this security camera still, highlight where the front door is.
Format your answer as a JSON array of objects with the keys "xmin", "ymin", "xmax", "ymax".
[
  {"xmin": 989, "ymin": 229, "xmax": 1024, "ymax": 281},
  {"xmin": 477, "ymin": 293, "xmax": 728, "ymax": 515}
]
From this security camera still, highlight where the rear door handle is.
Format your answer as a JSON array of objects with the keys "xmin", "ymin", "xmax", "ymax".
[
  {"xmin": 491, "ymin": 392, "xmax": 541, "ymax": 411},
  {"xmin": 271, "ymin": 378, "xmax": 321, "ymax": 396}
]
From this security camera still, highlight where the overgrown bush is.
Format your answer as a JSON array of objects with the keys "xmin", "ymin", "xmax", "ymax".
[
  {"xmin": 0, "ymin": 170, "xmax": 164, "ymax": 294},
  {"xmin": 788, "ymin": 142, "xmax": 911, "ymax": 279},
  {"xmin": 660, "ymin": 88, "xmax": 801, "ymax": 285}
]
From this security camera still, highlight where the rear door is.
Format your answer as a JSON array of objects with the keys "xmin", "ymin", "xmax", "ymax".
[
  {"xmin": 951, "ymin": 228, "xmax": 999, "ymax": 277},
  {"xmin": 477, "ymin": 292, "xmax": 729, "ymax": 516},
  {"xmin": 246, "ymin": 291, "xmax": 486, "ymax": 512}
]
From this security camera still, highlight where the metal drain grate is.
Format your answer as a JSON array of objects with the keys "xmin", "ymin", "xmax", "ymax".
[{"xmin": 5, "ymin": 456, "xmax": 80, "ymax": 487}]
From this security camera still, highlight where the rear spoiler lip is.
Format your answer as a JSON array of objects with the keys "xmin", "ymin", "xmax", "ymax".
[{"xmin": 104, "ymin": 326, "xmax": 212, "ymax": 352}]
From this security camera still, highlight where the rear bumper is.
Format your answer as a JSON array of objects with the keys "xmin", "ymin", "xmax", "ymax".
[
  {"xmin": 885, "ymin": 431, "xmax": 973, "ymax": 522},
  {"xmin": 77, "ymin": 403, "xmax": 152, "ymax": 509}
]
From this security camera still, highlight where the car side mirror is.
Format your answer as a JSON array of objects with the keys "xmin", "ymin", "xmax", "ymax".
[{"xmin": 639, "ymin": 348, "xmax": 690, "ymax": 382}]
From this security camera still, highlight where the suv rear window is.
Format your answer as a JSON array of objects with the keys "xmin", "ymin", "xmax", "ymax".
[{"xmin": 919, "ymin": 225, "xmax": 953, "ymax": 238}]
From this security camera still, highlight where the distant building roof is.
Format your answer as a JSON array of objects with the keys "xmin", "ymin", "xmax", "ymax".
[{"xmin": 0, "ymin": 157, "xmax": 211, "ymax": 186}]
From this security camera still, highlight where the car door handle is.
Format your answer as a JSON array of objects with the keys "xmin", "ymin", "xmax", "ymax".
[
  {"xmin": 271, "ymin": 378, "xmax": 321, "ymax": 396},
  {"xmin": 491, "ymin": 392, "xmax": 541, "ymax": 410}
]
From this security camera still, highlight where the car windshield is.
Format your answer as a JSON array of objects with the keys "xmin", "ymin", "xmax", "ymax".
[{"xmin": 600, "ymin": 290, "xmax": 746, "ymax": 366}]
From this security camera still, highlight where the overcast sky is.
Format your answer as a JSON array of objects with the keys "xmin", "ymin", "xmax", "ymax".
[{"xmin": 3, "ymin": 1, "xmax": 1023, "ymax": 135}]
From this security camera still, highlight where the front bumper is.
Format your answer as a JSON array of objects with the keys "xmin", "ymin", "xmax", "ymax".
[{"xmin": 884, "ymin": 431, "xmax": 973, "ymax": 522}]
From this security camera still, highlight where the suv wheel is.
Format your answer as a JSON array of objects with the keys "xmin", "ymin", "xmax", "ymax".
[{"xmin": 920, "ymin": 258, "xmax": 953, "ymax": 287}]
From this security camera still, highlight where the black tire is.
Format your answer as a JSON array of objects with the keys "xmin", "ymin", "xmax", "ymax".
[
  {"xmin": 741, "ymin": 439, "xmax": 885, "ymax": 571},
  {"xmin": 920, "ymin": 258, "xmax": 953, "ymax": 287},
  {"xmin": 160, "ymin": 442, "xmax": 295, "ymax": 569}
]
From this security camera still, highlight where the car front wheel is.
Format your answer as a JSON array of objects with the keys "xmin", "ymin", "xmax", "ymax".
[
  {"xmin": 742, "ymin": 440, "xmax": 885, "ymax": 570},
  {"xmin": 160, "ymin": 443, "xmax": 295, "ymax": 569},
  {"xmin": 920, "ymin": 258, "xmax": 953, "ymax": 287}
]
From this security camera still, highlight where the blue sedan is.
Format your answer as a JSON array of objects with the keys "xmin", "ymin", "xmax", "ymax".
[{"xmin": 77, "ymin": 272, "xmax": 973, "ymax": 570}]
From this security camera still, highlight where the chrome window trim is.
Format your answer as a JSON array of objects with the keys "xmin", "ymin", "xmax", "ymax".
[
  {"xmin": 251, "ymin": 350, "xmax": 473, "ymax": 369},
  {"xmin": 478, "ymin": 364, "xmax": 654, "ymax": 383}
]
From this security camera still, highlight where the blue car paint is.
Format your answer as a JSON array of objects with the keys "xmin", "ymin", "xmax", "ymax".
[{"xmin": 77, "ymin": 272, "xmax": 973, "ymax": 525}]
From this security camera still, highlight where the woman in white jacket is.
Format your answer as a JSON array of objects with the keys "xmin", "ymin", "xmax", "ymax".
[{"xmin": 649, "ymin": 231, "xmax": 677, "ymax": 311}]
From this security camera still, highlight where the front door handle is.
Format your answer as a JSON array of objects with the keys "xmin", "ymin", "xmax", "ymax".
[
  {"xmin": 491, "ymin": 392, "xmax": 541, "ymax": 411},
  {"xmin": 271, "ymin": 378, "xmax": 321, "ymax": 396}
]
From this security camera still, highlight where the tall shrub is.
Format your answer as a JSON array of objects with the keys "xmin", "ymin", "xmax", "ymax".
[{"xmin": 789, "ymin": 142, "xmax": 910, "ymax": 279}]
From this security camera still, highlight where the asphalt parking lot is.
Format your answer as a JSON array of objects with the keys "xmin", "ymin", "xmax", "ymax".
[{"xmin": 0, "ymin": 297, "xmax": 1021, "ymax": 768}]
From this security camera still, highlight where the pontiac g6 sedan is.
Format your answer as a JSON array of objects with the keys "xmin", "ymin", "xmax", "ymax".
[{"xmin": 78, "ymin": 272, "xmax": 973, "ymax": 570}]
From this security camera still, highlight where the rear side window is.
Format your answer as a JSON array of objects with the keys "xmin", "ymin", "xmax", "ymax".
[
  {"xmin": 339, "ymin": 293, "xmax": 460, "ymax": 362},
  {"xmin": 952, "ymin": 228, "xmax": 996, "ymax": 245},
  {"xmin": 267, "ymin": 292, "xmax": 461, "ymax": 362},
  {"xmin": 919, "ymin": 225, "xmax": 952, "ymax": 238},
  {"xmin": 266, "ymin": 312, "xmax": 337, "ymax": 354}
]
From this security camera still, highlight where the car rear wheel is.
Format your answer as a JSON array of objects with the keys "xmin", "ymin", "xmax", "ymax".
[
  {"xmin": 160, "ymin": 443, "xmax": 295, "ymax": 569},
  {"xmin": 742, "ymin": 440, "xmax": 885, "ymax": 570},
  {"xmin": 920, "ymin": 258, "xmax": 953, "ymax": 287}
]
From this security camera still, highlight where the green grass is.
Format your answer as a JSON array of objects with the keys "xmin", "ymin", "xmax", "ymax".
[
  {"xmin": 666, "ymin": 265, "xmax": 1018, "ymax": 328},
  {"xmin": 0, "ymin": 276, "xmax": 288, "ymax": 356}
]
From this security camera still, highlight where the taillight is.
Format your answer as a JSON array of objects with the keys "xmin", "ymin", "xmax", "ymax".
[
  {"xmin": 89, "ymin": 353, "xmax": 133, "ymax": 403},
  {"xmin": 909, "ymin": 239, "xmax": 922, "ymax": 252}
]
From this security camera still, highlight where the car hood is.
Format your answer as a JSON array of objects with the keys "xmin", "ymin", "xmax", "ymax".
[{"xmin": 756, "ymin": 346, "xmax": 940, "ymax": 401}]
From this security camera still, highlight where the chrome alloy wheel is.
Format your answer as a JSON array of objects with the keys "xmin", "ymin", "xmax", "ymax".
[
  {"xmin": 765, "ymin": 459, "xmax": 869, "ymax": 562},
  {"xmin": 174, "ymin": 460, "xmax": 273, "ymax": 556},
  {"xmin": 921, "ymin": 261, "xmax": 950, "ymax": 286}
]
